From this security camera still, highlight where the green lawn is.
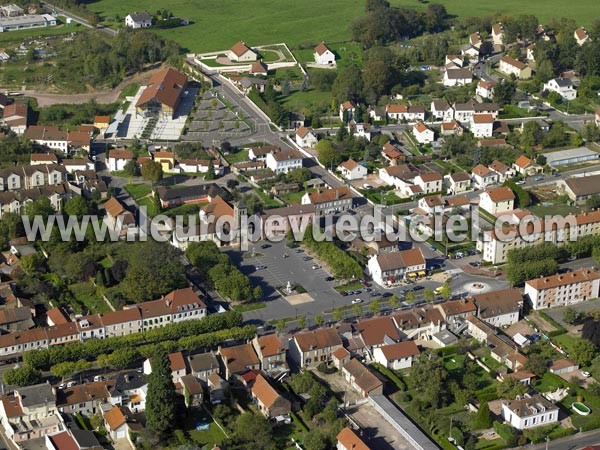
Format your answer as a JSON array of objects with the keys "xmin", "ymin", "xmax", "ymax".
[
  {"xmin": 84, "ymin": 0, "xmax": 595, "ymax": 54},
  {"xmin": 282, "ymin": 189, "xmax": 313, "ymax": 205},
  {"xmin": 0, "ymin": 21, "xmax": 83, "ymax": 42},
  {"xmin": 529, "ymin": 204, "xmax": 584, "ymax": 217},
  {"xmin": 224, "ymin": 149, "xmax": 249, "ymax": 164},
  {"xmin": 281, "ymin": 88, "xmax": 334, "ymax": 115},
  {"xmin": 124, "ymin": 183, "xmax": 152, "ymax": 200},
  {"xmin": 137, "ymin": 197, "xmax": 159, "ymax": 218},
  {"xmin": 69, "ymin": 282, "xmax": 112, "ymax": 314},
  {"xmin": 184, "ymin": 411, "xmax": 227, "ymax": 448}
]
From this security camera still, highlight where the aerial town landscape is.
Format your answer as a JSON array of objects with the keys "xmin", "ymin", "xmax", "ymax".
[{"xmin": 0, "ymin": 0, "xmax": 599, "ymax": 449}]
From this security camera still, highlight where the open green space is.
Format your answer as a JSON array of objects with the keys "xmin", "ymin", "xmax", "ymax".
[
  {"xmin": 184, "ymin": 412, "xmax": 227, "ymax": 448},
  {"xmin": 69, "ymin": 282, "xmax": 112, "ymax": 314},
  {"xmin": 0, "ymin": 21, "xmax": 83, "ymax": 42},
  {"xmin": 124, "ymin": 183, "xmax": 152, "ymax": 200},
  {"xmin": 84, "ymin": 0, "xmax": 595, "ymax": 54},
  {"xmin": 224, "ymin": 149, "xmax": 249, "ymax": 164}
]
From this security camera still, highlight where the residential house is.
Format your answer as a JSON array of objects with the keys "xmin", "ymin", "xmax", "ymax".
[
  {"xmin": 143, "ymin": 351, "xmax": 187, "ymax": 384},
  {"xmin": 0, "ymin": 382, "xmax": 64, "ymax": 445},
  {"xmin": 471, "ymin": 164, "xmax": 498, "ymax": 189},
  {"xmin": 338, "ymin": 159, "xmax": 367, "ymax": 181},
  {"xmin": 219, "ymin": 343, "xmax": 260, "ymax": 379},
  {"xmin": 249, "ymin": 61, "xmax": 268, "ymax": 76},
  {"xmin": 93, "ymin": 116, "xmax": 110, "ymax": 130},
  {"xmin": 391, "ymin": 307, "xmax": 446, "ymax": 340},
  {"xmin": 443, "ymin": 68, "xmax": 473, "ymax": 87},
  {"xmin": 440, "ymin": 120, "xmax": 463, "ymax": 136},
  {"xmin": 418, "ymin": 194, "xmax": 444, "ymax": 215},
  {"xmin": 373, "ymin": 341, "xmax": 420, "ymax": 370},
  {"xmin": 381, "ymin": 142, "xmax": 406, "ymax": 165},
  {"xmin": 444, "ymin": 172, "xmax": 471, "ymax": 194},
  {"xmin": 258, "ymin": 204, "xmax": 315, "ymax": 240},
  {"xmin": 559, "ymin": 174, "xmax": 600, "ymax": 204},
  {"xmin": 524, "ymin": 268, "xmax": 600, "ymax": 310},
  {"xmin": 470, "ymin": 114, "xmax": 494, "ymax": 138},
  {"xmin": 2, "ymin": 103, "xmax": 27, "ymax": 134},
  {"xmin": 356, "ymin": 316, "xmax": 400, "ymax": 355},
  {"xmin": 107, "ymin": 149, "xmax": 133, "ymax": 172},
  {"xmin": 479, "ymin": 187, "xmax": 515, "ymax": 215},
  {"xmin": 252, "ymin": 333, "xmax": 286, "ymax": 373},
  {"xmin": 453, "ymin": 102, "xmax": 476, "ymax": 122},
  {"xmin": 342, "ymin": 359, "xmax": 383, "ymax": 397},
  {"xmin": 108, "ymin": 371, "xmax": 147, "ymax": 413},
  {"xmin": 431, "ymin": 100, "xmax": 454, "ymax": 121},
  {"xmin": 477, "ymin": 80, "xmax": 497, "ymax": 99},
  {"xmin": 445, "ymin": 55, "xmax": 464, "ymax": 67},
  {"xmin": 499, "ymin": 56, "xmax": 532, "ymax": 79},
  {"xmin": 228, "ymin": 41, "xmax": 257, "ymax": 62},
  {"xmin": 367, "ymin": 248, "xmax": 426, "ymax": 286},
  {"xmin": 314, "ymin": 42, "xmax": 336, "ymax": 65},
  {"xmin": 207, "ymin": 373, "xmax": 228, "ymax": 405},
  {"xmin": 61, "ymin": 159, "xmax": 93, "ymax": 174},
  {"xmin": 488, "ymin": 160, "xmax": 515, "ymax": 183},
  {"xmin": 24, "ymin": 126, "xmax": 69, "ymax": 153},
  {"xmin": 153, "ymin": 151, "xmax": 175, "ymax": 172},
  {"xmin": 543, "ymin": 78, "xmax": 577, "ymax": 101},
  {"xmin": 179, "ymin": 374, "xmax": 203, "ymax": 408},
  {"xmin": 99, "ymin": 308, "xmax": 142, "ymax": 338},
  {"xmin": 251, "ymin": 374, "xmax": 291, "ymax": 419},
  {"xmin": 462, "ymin": 45, "xmax": 480, "ymax": 60},
  {"xmin": 135, "ymin": 67, "xmax": 188, "ymax": 119},
  {"xmin": 125, "ymin": 12, "xmax": 152, "ymax": 28},
  {"xmin": 471, "ymin": 288, "xmax": 523, "ymax": 327},
  {"xmin": 56, "ymin": 381, "xmax": 110, "ymax": 416},
  {"xmin": 30, "ymin": 153, "xmax": 58, "ymax": 165},
  {"xmin": 103, "ymin": 197, "xmax": 135, "ymax": 235},
  {"xmin": 188, "ymin": 351, "xmax": 220, "ymax": 383},
  {"xmin": 502, "ymin": 394, "xmax": 559, "ymax": 429},
  {"xmin": 339, "ymin": 101, "xmax": 356, "ymax": 121},
  {"xmin": 265, "ymin": 149, "xmax": 302, "ymax": 174},
  {"xmin": 513, "ymin": 155, "xmax": 543, "ymax": 176},
  {"xmin": 574, "ymin": 27, "xmax": 591, "ymax": 46},
  {"xmin": 103, "ymin": 406, "xmax": 128, "ymax": 441},
  {"xmin": 46, "ymin": 307, "xmax": 69, "ymax": 327},
  {"xmin": 385, "ymin": 104, "xmax": 425, "ymax": 122},
  {"xmin": 337, "ymin": 427, "xmax": 370, "ymax": 450},
  {"xmin": 469, "ymin": 32, "xmax": 482, "ymax": 49},
  {"xmin": 549, "ymin": 359, "xmax": 578, "ymax": 375},
  {"xmin": 412, "ymin": 122, "xmax": 434, "ymax": 144},
  {"xmin": 492, "ymin": 23, "xmax": 505, "ymax": 45},
  {"xmin": 367, "ymin": 105, "xmax": 385, "ymax": 121},
  {"xmin": 435, "ymin": 299, "xmax": 477, "ymax": 324},
  {"xmin": 414, "ymin": 172, "xmax": 442, "ymax": 194},
  {"xmin": 350, "ymin": 122, "xmax": 378, "ymax": 141},
  {"xmin": 288, "ymin": 327, "xmax": 342, "ymax": 367},
  {"xmin": 295, "ymin": 126, "xmax": 318, "ymax": 148},
  {"xmin": 301, "ymin": 187, "xmax": 355, "ymax": 216}
]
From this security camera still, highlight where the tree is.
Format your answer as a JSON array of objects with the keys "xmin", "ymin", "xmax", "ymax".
[
  {"xmin": 409, "ymin": 351, "xmax": 447, "ymax": 407},
  {"xmin": 389, "ymin": 295, "xmax": 399, "ymax": 309},
  {"xmin": 332, "ymin": 65, "xmax": 363, "ymax": 103},
  {"xmin": 23, "ymin": 197, "xmax": 55, "ymax": 222},
  {"xmin": 438, "ymin": 281, "xmax": 452, "ymax": 300},
  {"xmin": 64, "ymin": 196, "xmax": 91, "ymax": 218},
  {"xmin": 424, "ymin": 289, "xmax": 435, "ymax": 303},
  {"xmin": 571, "ymin": 339, "xmax": 596, "ymax": 366},
  {"xmin": 141, "ymin": 160, "xmax": 163, "ymax": 185},
  {"xmin": 4, "ymin": 365, "xmax": 42, "ymax": 386},
  {"xmin": 369, "ymin": 299, "xmax": 380, "ymax": 314},
  {"xmin": 520, "ymin": 121, "xmax": 543, "ymax": 149},
  {"xmin": 524, "ymin": 353, "xmax": 547, "ymax": 376},
  {"xmin": 405, "ymin": 291, "xmax": 416, "ymax": 304},
  {"xmin": 123, "ymin": 159, "xmax": 140, "ymax": 177},
  {"xmin": 473, "ymin": 402, "xmax": 493, "ymax": 429},
  {"xmin": 563, "ymin": 307, "xmax": 579, "ymax": 324},
  {"xmin": 228, "ymin": 413, "xmax": 277, "ymax": 450},
  {"xmin": 20, "ymin": 253, "xmax": 46, "ymax": 275},
  {"xmin": 315, "ymin": 139, "xmax": 338, "ymax": 168},
  {"xmin": 333, "ymin": 307, "xmax": 343, "ymax": 322},
  {"xmin": 352, "ymin": 303, "xmax": 362, "ymax": 318},
  {"xmin": 493, "ymin": 80, "xmax": 516, "ymax": 105},
  {"xmin": 497, "ymin": 377, "xmax": 528, "ymax": 399},
  {"xmin": 145, "ymin": 348, "xmax": 177, "ymax": 440},
  {"xmin": 315, "ymin": 314, "xmax": 324, "ymax": 326},
  {"xmin": 297, "ymin": 316, "xmax": 306, "ymax": 329},
  {"xmin": 303, "ymin": 431, "xmax": 328, "ymax": 450},
  {"xmin": 205, "ymin": 161, "xmax": 216, "ymax": 180},
  {"xmin": 252, "ymin": 285, "xmax": 263, "ymax": 299}
]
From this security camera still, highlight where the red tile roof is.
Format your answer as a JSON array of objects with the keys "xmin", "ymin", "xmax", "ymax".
[{"xmin": 136, "ymin": 67, "xmax": 188, "ymax": 110}]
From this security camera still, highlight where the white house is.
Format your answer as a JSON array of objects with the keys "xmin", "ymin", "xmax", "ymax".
[
  {"xmin": 339, "ymin": 101, "xmax": 356, "ymax": 121},
  {"xmin": 367, "ymin": 248, "xmax": 426, "ymax": 286},
  {"xmin": 502, "ymin": 394, "xmax": 559, "ymax": 430},
  {"xmin": 414, "ymin": 172, "xmax": 442, "ymax": 194},
  {"xmin": 527, "ymin": 44, "xmax": 536, "ymax": 62},
  {"xmin": 418, "ymin": 195, "xmax": 444, "ymax": 215},
  {"xmin": 107, "ymin": 149, "xmax": 133, "ymax": 172},
  {"xmin": 295, "ymin": 126, "xmax": 318, "ymax": 148},
  {"xmin": 125, "ymin": 12, "xmax": 152, "ymax": 28},
  {"xmin": 443, "ymin": 68, "xmax": 473, "ymax": 87},
  {"xmin": 440, "ymin": 120, "xmax": 463, "ymax": 137},
  {"xmin": 499, "ymin": 56, "xmax": 532, "ymax": 79},
  {"xmin": 142, "ymin": 351, "xmax": 187, "ymax": 384},
  {"xmin": 477, "ymin": 80, "xmax": 497, "ymax": 99},
  {"xmin": 373, "ymin": 341, "xmax": 420, "ymax": 370},
  {"xmin": 445, "ymin": 172, "xmax": 471, "ymax": 194},
  {"xmin": 492, "ymin": 23, "xmax": 505, "ymax": 46},
  {"xmin": 574, "ymin": 27, "xmax": 591, "ymax": 46},
  {"xmin": 471, "ymin": 164, "xmax": 498, "ymax": 189},
  {"xmin": 445, "ymin": 55, "xmax": 464, "ymax": 67},
  {"xmin": 103, "ymin": 406, "xmax": 129, "ymax": 441},
  {"xmin": 513, "ymin": 155, "xmax": 543, "ymax": 176},
  {"xmin": 265, "ymin": 149, "xmax": 302, "ymax": 174},
  {"xmin": 228, "ymin": 41, "xmax": 257, "ymax": 62},
  {"xmin": 524, "ymin": 268, "xmax": 600, "ymax": 310},
  {"xmin": 412, "ymin": 122, "xmax": 434, "ymax": 144},
  {"xmin": 488, "ymin": 160, "xmax": 515, "ymax": 183},
  {"xmin": 469, "ymin": 32, "xmax": 482, "ymax": 49},
  {"xmin": 313, "ymin": 42, "xmax": 336, "ymax": 65},
  {"xmin": 479, "ymin": 186, "xmax": 515, "ymax": 215},
  {"xmin": 453, "ymin": 102, "xmax": 476, "ymax": 122},
  {"xmin": 543, "ymin": 78, "xmax": 577, "ymax": 101},
  {"xmin": 470, "ymin": 114, "xmax": 494, "ymax": 138},
  {"xmin": 431, "ymin": 100, "xmax": 454, "ymax": 121},
  {"xmin": 337, "ymin": 159, "xmax": 367, "ymax": 181}
]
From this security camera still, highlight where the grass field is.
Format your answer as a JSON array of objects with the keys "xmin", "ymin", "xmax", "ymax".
[{"xmin": 85, "ymin": 0, "xmax": 595, "ymax": 54}]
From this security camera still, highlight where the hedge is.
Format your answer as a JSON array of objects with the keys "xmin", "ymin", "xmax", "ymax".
[{"xmin": 370, "ymin": 362, "xmax": 406, "ymax": 391}]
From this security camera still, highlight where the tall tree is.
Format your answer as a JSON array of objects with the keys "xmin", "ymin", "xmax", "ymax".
[
  {"xmin": 145, "ymin": 348, "xmax": 177, "ymax": 440},
  {"xmin": 141, "ymin": 160, "xmax": 163, "ymax": 185}
]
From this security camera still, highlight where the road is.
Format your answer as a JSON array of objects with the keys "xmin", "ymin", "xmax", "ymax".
[
  {"xmin": 520, "ymin": 428, "xmax": 600, "ymax": 450},
  {"xmin": 41, "ymin": 1, "xmax": 117, "ymax": 36}
]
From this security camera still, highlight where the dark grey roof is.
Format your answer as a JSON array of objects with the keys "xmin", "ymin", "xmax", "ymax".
[
  {"xmin": 188, "ymin": 352, "xmax": 220, "ymax": 373},
  {"xmin": 129, "ymin": 12, "xmax": 152, "ymax": 22},
  {"xmin": 111, "ymin": 371, "xmax": 147, "ymax": 395},
  {"xmin": 70, "ymin": 427, "xmax": 102, "ymax": 449},
  {"xmin": 16, "ymin": 382, "xmax": 54, "ymax": 408},
  {"xmin": 156, "ymin": 183, "xmax": 225, "ymax": 202},
  {"xmin": 552, "ymin": 77, "xmax": 573, "ymax": 87}
]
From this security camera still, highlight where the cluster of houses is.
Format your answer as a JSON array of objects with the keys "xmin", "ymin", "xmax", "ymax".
[{"xmin": 228, "ymin": 144, "xmax": 304, "ymax": 184}]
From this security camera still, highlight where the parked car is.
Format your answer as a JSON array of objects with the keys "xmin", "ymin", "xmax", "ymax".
[
  {"xmin": 325, "ymin": 276, "xmax": 335, "ymax": 281},
  {"xmin": 67, "ymin": 381, "xmax": 77, "ymax": 387},
  {"xmin": 58, "ymin": 383, "xmax": 66, "ymax": 390},
  {"xmin": 255, "ymin": 265, "xmax": 267, "ymax": 270},
  {"xmin": 381, "ymin": 292, "xmax": 393, "ymax": 298},
  {"xmin": 260, "ymin": 244, "xmax": 271, "ymax": 249},
  {"xmin": 311, "ymin": 264, "xmax": 320, "ymax": 270},
  {"xmin": 361, "ymin": 281, "xmax": 372, "ymax": 287},
  {"xmin": 412, "ymin": 286, "xmax": 424, "ymax": 292},
  {"xmin": 363, "ymin": 183, "xmax": 372, "ymax": 189},
  {"xmin": 340, "ymin": 291, "xmax": 348, "ymax": 296},
  {"xmin": 93, "ymin": 375, "xmax": 104, "ymax": 382},
  {"xmin": 352, "ymin": 298, "xmax": 363, "ymax": 304},
  {"xmin": 370, "ymin": 292, "xmax": 380, "ymax": 297},
  {"xmin": 303, "ymin": 256, "xmax": 313, "ymax": 261},
  {"xmin": 294, "ymin": 249, "xmax": 304, "ymax": 253},
  {"xmin": 534, "ymin": 176, "xmax": 544, "ymax": 181},
  {"xmin": 516, "ymin": 180, "xmax": 526, "ymax": 185},
  {"xmin": 468, "ymin": 261, "xmax": 482, "ymax": 268},
  {"xmin": 582, "ymin": 371, "xmax": 591, "ymax": 378}
]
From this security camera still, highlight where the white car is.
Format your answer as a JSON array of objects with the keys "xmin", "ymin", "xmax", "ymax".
[
  {"xmin": 57, "ymin": 383, "xmax": 66, "ymax": 390},
  {"xmin": 516, "ymin": 180, "xmax": 526, "ymax": 185},
  {"xmin": 93, "ymin": 375, "xmax": 104, "ymax": 382},
  {"xmin": 582, "ymin": 371, "xmax": 591, "ymax": 378},
  {"xmin": 311, "ymin": 264, "xmax": 320, "ymax": 270},
  {"xmin": 352, "ymin": 298, "xmax": 363, "ymax": 304},
  {"xmin": 363, "ymin": 183, "xmax": 372, "ymax": 190},
  {"xmin": 67, "ymin": 381, "xmax": 77, "ymax": 387}
]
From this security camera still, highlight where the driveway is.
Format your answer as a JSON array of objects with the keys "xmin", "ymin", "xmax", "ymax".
[{"xmin": 346, "ymin": 402, "xmax": 414, "ymax": 450}]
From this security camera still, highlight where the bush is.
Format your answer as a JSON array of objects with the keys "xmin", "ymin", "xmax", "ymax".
[
  {"xmin": 316, "ymin": 362, "xmax": 336, "ymax": 374},
  {"xmin": 493, "ymin": 420, "xmax": 517, "ymax": 441}
]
